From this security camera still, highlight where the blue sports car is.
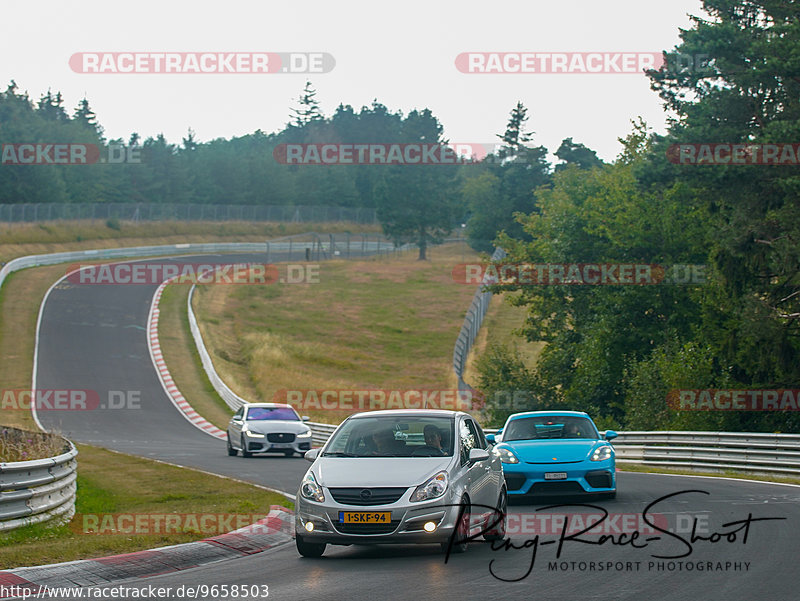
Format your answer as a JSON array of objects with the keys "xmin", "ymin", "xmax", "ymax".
[{"xmin": 486, "ymin": 411, "xmax": 617, "ymax": 499}]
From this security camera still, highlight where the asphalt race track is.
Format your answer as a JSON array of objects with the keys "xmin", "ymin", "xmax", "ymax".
[
  {"xmin": 35, "ymin": 252, "xmax": 319, "ymax": 494},
  {"xmin": 33, "ymin": 253, "xmax": 799, "ymax": 601}
]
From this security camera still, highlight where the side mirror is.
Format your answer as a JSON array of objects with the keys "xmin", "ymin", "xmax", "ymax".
[
  {"xmin": 485, "ymin": 434, "xmax": 496, "ymax": 444},
  {"xmin": 231, "ymin": 418, "xmax": 242, "ymax": 424},
  {"xmin": 603, "ymin": 430, "xmax": 618, "ymax": 441},
  {"xmin": 304, "ymin": 448, "xmax": 320, "ymax": 462},
  {"xmin": 302, "ymin": 416, "xmax": 310, "ymax": 422},
  {"xmin": 468, "ymin": 448, "xmax": 491, "ymax": 463}
]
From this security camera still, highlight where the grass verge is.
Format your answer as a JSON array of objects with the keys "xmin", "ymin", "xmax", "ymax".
[
  {"xmin": 0, "ymin": 443, "xmax": 292, "ymax": 569},
  {"xmin": 462, "ymin": 292, "xmax": 545, "ymax": 386},
  {"xmin": 618, "ymin": 462, "xmax": 800, "ymax": 486},
  {"xmin": 191, "ymin": 243, "xmax": 480, "ymax": 423},
  {"xmin": 0, "ymin": 265, "xmax": 68, "ymax": 431},
  {"xmin": 157, "ymin": 284, "xmax": 233, "ymax": 430},
  {"xmin": 0, "ymin": 220, "xmax": 379, "ymax": 264},
  {"xmin": 0, "ymin": 221, "xmax": 377, "ymax": 432}
]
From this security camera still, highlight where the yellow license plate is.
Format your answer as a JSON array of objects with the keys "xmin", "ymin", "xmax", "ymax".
[{"xmin": 339, "ymin": 512, "xmax": 391, "ymax": 524}]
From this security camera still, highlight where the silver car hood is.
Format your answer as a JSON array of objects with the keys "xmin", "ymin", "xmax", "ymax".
[
  {"xmin": 245, "ymin": 420, "xmax": 310, "ymax": 434},
  {"xmin": 316, "ymin": 457, "xmax": 452, "ymax": 487}
]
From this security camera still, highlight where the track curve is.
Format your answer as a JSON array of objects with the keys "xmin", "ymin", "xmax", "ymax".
[{"xmin": 32, "ymin": 252, "xmax": 799, "ymax": 600}]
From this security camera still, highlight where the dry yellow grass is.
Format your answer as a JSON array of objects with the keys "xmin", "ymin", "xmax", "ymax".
[
  {"xmin": 462, "ymin": 292, "xmax": 546, "ymax": 385},
  {"xmin": 157, "ymin": 285, "xmax": 233, "ymax": 429},
  {"xmin": 0, "ymin": 265, "xmax": 68, "ymax": 431},
  {"xmin": 0, "ymin": 220, "xmax": 379, "ymax": 264},
  {"xmin": 193, "ymin": 243, "xmax": 482, "ymax": 423},
  {"xmin": 0, "ymin": 221, "xmax": 378, "ymax": 432}
]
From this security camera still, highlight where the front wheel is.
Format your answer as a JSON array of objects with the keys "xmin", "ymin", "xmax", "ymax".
[
  {"xmin": 226, "ymin": 435, "xmax": 237, "ymax": 456},
  {"xmin": 241, "ymin": 436, "xmax": 253, "ymax": 458},
  {"xmin": 442, "ymin": 495, "xmax": 470, "ymax": 554},
  {"xmin": 483, "ymin": 490, "xmax": 507, "ymax": 541},
  {"xmin": 296, "ymin": 535, "xmax": 326, "ymax": 558}
]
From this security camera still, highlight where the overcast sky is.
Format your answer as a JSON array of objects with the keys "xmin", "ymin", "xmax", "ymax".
[{"xmin": 1, "ymin": 0, "xmax": 706, "ymax": 162}]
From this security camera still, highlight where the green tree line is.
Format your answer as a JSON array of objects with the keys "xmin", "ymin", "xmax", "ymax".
[{"xmin": 474, "ymin": 0, "xmax": 800, "ymax": 433}]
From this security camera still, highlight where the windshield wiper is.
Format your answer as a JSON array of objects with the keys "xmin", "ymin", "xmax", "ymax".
[{"xmin": 322, "ymin": 452, "xmax": 358, "ymax": 457}]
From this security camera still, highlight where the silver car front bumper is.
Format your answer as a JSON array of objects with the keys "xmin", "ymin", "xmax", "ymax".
[{"xmin": 295, "ymin": 488, "xmax": 465, "ymax": 545}]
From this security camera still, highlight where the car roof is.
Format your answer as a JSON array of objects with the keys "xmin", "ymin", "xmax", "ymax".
[
  {"xmin": 507, "ymin": 410, "xmax": 591, "ymax": 420},
  {"xmin": 347, "ymin": 409, "xmax": 465, "ymax": 419},
  {"xmin": 243, "ymin": 403, "xmax": 295, "ymax": 409}
]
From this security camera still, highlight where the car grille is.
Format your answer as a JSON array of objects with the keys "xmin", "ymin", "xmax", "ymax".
[
  {"xmin": 267, "ymin": 433, "xmax": 295, "ymax": 443},
  {"xmin": 529, "ymin": 481, "xmax": 585, "ymax": 494},
  {"xmin": 504, "ymin": 475, "xmax": 527, "ymax": 491},
  {"xmin": 335, "ymin": 521, "xmax": 401, "ymax": 535},
  {"xmin": 329, "ymin": 487, "xmax": 407, "ymax": 506},
  {"xmin": 586, "ymin": 471, "xmax": 613, "ymax": 488}
]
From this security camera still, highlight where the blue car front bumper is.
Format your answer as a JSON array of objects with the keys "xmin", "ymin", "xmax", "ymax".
[{"xmin": 502, "ymin": 460, "xmax": 616, "ymax": 497}]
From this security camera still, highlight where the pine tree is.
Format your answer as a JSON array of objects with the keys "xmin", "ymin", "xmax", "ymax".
[{"xmin": 290, "ymin": 81, "xmax": 323, "ymax": 127}]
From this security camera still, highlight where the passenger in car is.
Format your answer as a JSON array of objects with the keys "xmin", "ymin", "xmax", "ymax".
[{"xmin": 371, "ymin": 428, "xmax": 406, "ymax": 455}]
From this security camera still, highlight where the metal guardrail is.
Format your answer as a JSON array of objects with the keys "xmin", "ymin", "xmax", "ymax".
[
  {"xmin": 184, "ymin": 233, "xmax": 407, "ymax": 411},
  {"xmin": 453, "ymin": 247, "xmax": 506, "ymax": 390},
  {"xmin": 611, "ymin": 431, "xmax": 800, "ymax": 476},
  {"xmin": 0, "ymin": 232, "xmax": 396, "ymax": 530},
  {"xmin": 0, "ymin": 203, "xmax": 378, "ymax": 224},
  {"xmin": 305, "ymin": 426, "xmax": 800, "ymax": 476},
  {"xmin": 0, "ymin": 440, "xmax": 78, "ymax": 532},
  {"xmin": 170, "ymin": 238, "xmax": 799, "ymax": 478},
  {"xmin": 0, "ymin": 233, "xmax": 402, "ymax": 293},
  {"xmin": 0, "ymin": 241, "xmax": 269, "ymax": 292},
  {"xmin": 308, "ymin": 423, "xmax": 338, "ymax": 448},
  {"xmin": 187, "ymin": 284, "xmax": 248, "ymax": 412}
]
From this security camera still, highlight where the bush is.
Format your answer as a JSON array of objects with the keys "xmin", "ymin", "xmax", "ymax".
[{"xmin": 0, "ymin": 427, "xmax": 68, "ymax": 462}]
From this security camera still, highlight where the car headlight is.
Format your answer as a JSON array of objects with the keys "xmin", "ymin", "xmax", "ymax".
[
  {"xmin": 410, "ymin": 471, "xmax": 448, "ymax": 502},
  {"xmin": 244, "ymin": 430, "xmax": 265, "ymax": 438},
  {"xmin": 300, "ymin": 471, "xmax": 325, "ymax": 502},
  {"xmin": 493, "ymin": 446, "xmax": 519, "ymax": 464},
  {"xmin": 297, "ymin": 428, "xmax": 312, "ymax": 437},
  {"xmin": 591, "ymin": 445, "xmax": 613, "ymax": 462}
]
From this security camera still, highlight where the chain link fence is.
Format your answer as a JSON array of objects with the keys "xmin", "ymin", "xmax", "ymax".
[
  {"xmin": 0, "ymin": 203, "xmax": 378, "ymax": 224},
  {"xmin": 453, "ymin": 247, "xmax": 506, "ymax": 391}
]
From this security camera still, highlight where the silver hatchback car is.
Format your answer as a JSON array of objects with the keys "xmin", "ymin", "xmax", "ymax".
[{"xmin": 295, "ymin": 409, "xmax": 507, "ymax": 557}]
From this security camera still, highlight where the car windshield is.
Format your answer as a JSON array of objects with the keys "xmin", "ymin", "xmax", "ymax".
[
  {"xmin": 246, "ymin": 407, "xmax": 300, "ymax": 421},
  {"xmin": 503, "ymin": 416, "xmax": 598, "ymax": 441},
  {"xmin": 323, "ymin": 416, "xmax": 454, "ymax": 457}
]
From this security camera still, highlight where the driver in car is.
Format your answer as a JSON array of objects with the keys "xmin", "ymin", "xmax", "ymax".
[{"xmin": 421, "ymin": 424, "xmax": 446, "ymax": 456}]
